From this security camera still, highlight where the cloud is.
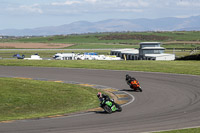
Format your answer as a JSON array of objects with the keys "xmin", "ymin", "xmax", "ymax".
[
  {"xmin": 175, "ymin": 15, "xmax": 194, "ymax": 18},
  {"xmin": 177, "ymin": 1, "xmax": 200, "ymax": 7},
  {"xmin": 51, "ymin": 0, "xmax": 81, "ymax": 6},
  {"xmin": 51, "ymin": 0, "xmax": 149, "ymax": 7},
  {"xmin": 51, "ymin": 0, "xmax": 98, "ymax": 6},
  {"xmin": 120, "ymin": 0, "xmax": 149, "ymax": 8},
  {"xmin": 118, "ymin": 9, "xmax": 143, "ymax": 13},
  {"xmin": 20, "ymin": 4, "xmax": 43, "ymax": 13},
  {"xmin": 43, "ymin": 0, "xmax": 151, "ymax": 18},
  {"xmin": 84, "ymin": 0, "xmax": 98, "ymax": 3},
  {"xmin": 7, "ymin": 4, "xmax": 43, "ymax": 14}
]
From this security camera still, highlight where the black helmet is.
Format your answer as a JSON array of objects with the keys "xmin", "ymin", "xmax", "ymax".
[{"xmin": 126, "ymin": 74, "xmax": 130, "ymax": 80}]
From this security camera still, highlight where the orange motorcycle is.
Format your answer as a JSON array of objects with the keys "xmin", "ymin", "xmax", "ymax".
[
  {"xmin": 129, "ymin": 80, "xmax": 142, "ymax": 92},
  {"xmin": 125, "ymin": 75, "xmax": 142, "ymax": 92}
]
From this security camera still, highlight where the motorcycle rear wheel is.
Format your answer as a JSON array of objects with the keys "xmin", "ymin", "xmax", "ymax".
[{"xmin": 103, "ymin": 105, "xmax": 112, "ymax": 114}]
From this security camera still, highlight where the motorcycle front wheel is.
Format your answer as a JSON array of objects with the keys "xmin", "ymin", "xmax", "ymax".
[
  {"xmin": 115, "ymin": 103, "xmax": 122, "ymax": 112},
  {"xmin": 138, "ymin": 87, "xmax": 142, "ymax": 92}
]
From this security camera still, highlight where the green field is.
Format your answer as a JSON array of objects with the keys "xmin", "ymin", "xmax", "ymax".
[
  {"xmin": 1, "ymin": 31, "xmax": 200, "ymax": 49},
  {"xmin": 1, "ymin": 31, "xmax": 200, "ymax": 58},
  {"xmin": 0, "ymin": 77, "xmax": 101, "ymax": 121}
]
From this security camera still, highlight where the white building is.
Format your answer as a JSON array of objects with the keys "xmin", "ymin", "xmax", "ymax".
[
  {"xmin": 111, "ymin": 42, "xmax": 175, "ymax": 61},
  {"xmin": 53, "ymin": 53, "xmax": 122, "ymax": 60},
  {"xmin": 145, "ymin": 53, "xmax": 175, "ymax": 61},
  {"xmin": 53, "ymin": 53, "xmax": 76, "ymax": 60},
  {"xmin": 24, "ymin": 54, "xmax": 43, "ymax": 60},
  {"xmin": 110, "ymin": 49, "xmax": 139, "ymax": 60}
]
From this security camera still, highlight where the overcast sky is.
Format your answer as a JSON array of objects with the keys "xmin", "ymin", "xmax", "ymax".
[{"xmin": 0, "ymin": 0, "xmax": 199, "ymax": 30}]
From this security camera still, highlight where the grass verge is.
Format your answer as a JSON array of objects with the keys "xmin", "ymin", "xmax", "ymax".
[
  {"xmin": 154, "ymin": 127, "xmax": 200, "ymax": 133},
  {"xmin": 0, "ymin": 60, "xmax": 200, "ymax": 75},
  {"xmin": 0, "ymin": 77, "xmax": 100, "ymax": 121}
]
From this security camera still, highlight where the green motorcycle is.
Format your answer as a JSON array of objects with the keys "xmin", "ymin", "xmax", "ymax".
[{"xmin": 100, "ymin": 99, "xmax": 122, "ymax": 113}]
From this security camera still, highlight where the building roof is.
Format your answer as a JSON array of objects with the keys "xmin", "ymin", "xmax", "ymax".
[
  {"xmin": 111, "ymin": 48, "xmax": 136, "ymax": 52},
  {"xmin": 121, "ymin": 49, "xmax": 139, "ymax": 54},
  {"xmin": 55, "ymin": 53, "xmax": 76, "ymax": 56},
  {"xmin": 142, "ymin": 47, "xmax": 165, "ymax": 50}
]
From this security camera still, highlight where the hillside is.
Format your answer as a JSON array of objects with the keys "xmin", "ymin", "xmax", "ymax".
[{"xmin": 0, "ymin": 16, "xmax": 200, "ymax": 36}]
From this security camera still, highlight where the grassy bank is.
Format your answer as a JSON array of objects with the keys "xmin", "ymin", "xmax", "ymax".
[
  {"xmin": 154, "ymin": 127, "xmax": 200, "ymax": 133},
  {"xmin": 0, "ymin": 60, "xmax": 200, "ymax": 75},
  {"xmin": 0, "ymin": 77, "xmax": 100, "ymax": 121}
]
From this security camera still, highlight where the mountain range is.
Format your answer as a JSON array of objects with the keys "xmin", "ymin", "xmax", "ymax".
[{"xmin": 1, "ymin": 15, "xmax": 200, "ymax": 36}]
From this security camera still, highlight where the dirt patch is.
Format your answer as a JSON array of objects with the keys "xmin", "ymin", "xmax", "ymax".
[{"xmin": 0, "ymin": 43, "xmax": 74, "ymax": 49}]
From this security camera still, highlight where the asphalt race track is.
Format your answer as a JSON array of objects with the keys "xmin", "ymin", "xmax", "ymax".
[{"xmin": 1, "ymin": 66, "xmax": 200, "ymax": 133}]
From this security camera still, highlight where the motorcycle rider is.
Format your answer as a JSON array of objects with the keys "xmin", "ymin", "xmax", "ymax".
[
  {"xmin": 97, "ymin": 92, "xmax": 122, "ymax": 112},
  {"xmin": 97, "ymin": 92, "xmax": 113, "ymax": 107},
  {"xmin": 125, "ymin": 74, "xmax": 139, "ymax": 89},
  {"xmin": 97, "ymin": 92, "xmax": 110, "ymax": 101}
]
